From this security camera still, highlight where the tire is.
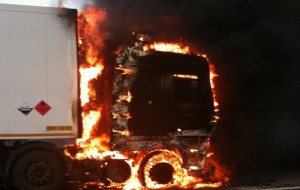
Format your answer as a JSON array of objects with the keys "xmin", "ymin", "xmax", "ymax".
[
  {"xmin": 138, "ymin": 150, "xmax": 183, "ymax": 187},
  {"xmin": 11, "ymin": 149, "xmax": 66, "ymax": 190},
  {"xmin": 138, "ymin": 151, "xmax": 161, "ymax": 186}
]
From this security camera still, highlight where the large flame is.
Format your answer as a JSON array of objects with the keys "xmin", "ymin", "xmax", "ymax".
[
  {"xmin": 64, "ymin": 6, "xmax": 226, "ymax": 189},
  {"xmin": 67, "ymin": 7, "xmax": 109, "ymax": 160}
]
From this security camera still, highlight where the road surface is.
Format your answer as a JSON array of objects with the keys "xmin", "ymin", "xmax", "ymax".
[{"xmin": 2, "ymin": 169, "xmax": 300, "ymax": 189}]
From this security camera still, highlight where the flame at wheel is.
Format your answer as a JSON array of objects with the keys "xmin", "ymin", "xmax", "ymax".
[{"xmin": 138, "ymin": 150, "xmax": 184, "ymax": 188}]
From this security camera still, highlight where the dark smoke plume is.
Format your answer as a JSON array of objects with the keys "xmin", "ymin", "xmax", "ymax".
[{"xmin": 92, "ymin": 0, "xmax": 300, "ymax": 171}]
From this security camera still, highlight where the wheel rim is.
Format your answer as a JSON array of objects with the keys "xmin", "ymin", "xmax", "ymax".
[{"xmin": 26, "ymin": 161, "xmax": 53, "ymax": 185}]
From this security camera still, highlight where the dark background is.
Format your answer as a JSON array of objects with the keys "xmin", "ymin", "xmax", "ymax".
[{"xmin": 92, "ymin": 0, "xmax": 300, "ymax": 174}]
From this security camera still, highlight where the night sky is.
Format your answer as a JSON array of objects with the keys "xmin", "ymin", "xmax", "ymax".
[{"xmin": 93, "ymin": 0, "xmax": 300, "ymax": 172}]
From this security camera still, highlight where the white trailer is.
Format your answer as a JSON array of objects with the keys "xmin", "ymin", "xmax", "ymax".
[{"xmin": 0, "ymin": 4, "xmax": 80, "ymax": 190}]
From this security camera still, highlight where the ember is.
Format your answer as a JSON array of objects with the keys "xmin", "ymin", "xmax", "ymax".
[{"xmin": 64, "ymin": 5, "xmax": 227, "ymax": 189}]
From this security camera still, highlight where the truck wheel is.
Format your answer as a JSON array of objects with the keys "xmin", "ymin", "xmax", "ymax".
[
  {"xmin": 138, "ymin": 150, "xmax": 183, "ymax": 187},
  {"xmin": 11, "ymin": 149, "xmax": 66, "ymax": 190}
]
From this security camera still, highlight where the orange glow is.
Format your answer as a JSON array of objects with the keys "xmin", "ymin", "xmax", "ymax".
[
  {"xmin": 119, "ymin": 91, "xmax": 133, "ymax": 102},
  {"xmin": 144, "ymin": 42, "xmax": 190, "ymax": 54},
  {"xmin": 79, "ymin": 65, "xmax": 103, "ymax": 106},
  {"xmin": 207, "ymin": 152, "xmax": 214, "ymax": 158},
  {"xmin": 194, "ymin": 182, "xmax": 223, "ymax": 188},
  {"xmin": 112, "ymin": 129, "xmax": 131, "ymax": 137},
  {"xmin": 79, "ymin": 110, "xmax": 101, "ymax": 142},
  {"xmin": 173, "ymin": 74, "xmax": 198, "ymax": 79},
  {"xmin": 209, "ymin": 64, "xmax": 220, "ymax": 123}
]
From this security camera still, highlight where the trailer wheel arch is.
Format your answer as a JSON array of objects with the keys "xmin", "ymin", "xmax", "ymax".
[
  {"xmin": 5, "ymin": 141, "xmax": 69, "ymax": 178},
  {"xmin": 10, "ymin": 148, "xmax": 66, "ymax": 190}
]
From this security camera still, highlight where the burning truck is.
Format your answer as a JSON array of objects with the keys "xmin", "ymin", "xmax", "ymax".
[
  {"xmin": 66, "ymin": 7, "xmax": 223, "ymax": 188},
  {"xmin": 0, "ymin": 4, "xmax": 223, "ymax": 190}
]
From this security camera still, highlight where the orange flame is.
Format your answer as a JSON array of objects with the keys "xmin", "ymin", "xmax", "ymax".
[
  {"xmin": 79, "ymin": 65, "xmax": 103, "ymax": 106},
  {"xmin": 66, "ymin": 7, "xmax": 109, "ymax": 160},
  {"xmin": 64, "ymin": 5, "xmax": 226, "ymax": 188},
  {"xmin": 173, "ymin": 74, "xmax": 198, "ymax": 80},
  {"xmin": 209, "ymin": 63, "xmax": 220, "ymax": 122},
  {"xmin": 144, "ymin": 42, "xmax": 190, "ymax": 54}
]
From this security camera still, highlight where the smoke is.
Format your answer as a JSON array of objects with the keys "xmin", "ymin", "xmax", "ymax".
[{"xmin": 90, "ymin": 0, "xmax": 300, "ymax": 170}]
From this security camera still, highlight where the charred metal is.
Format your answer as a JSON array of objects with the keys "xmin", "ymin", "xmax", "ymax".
[{"xmin": 110, "ymin": 35, "xmax": 216, "ymax": 172}]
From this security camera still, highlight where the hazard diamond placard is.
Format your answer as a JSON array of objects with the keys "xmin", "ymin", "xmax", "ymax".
[
  {"xmin": 18, "ymin": 102, "xmax": 34, "ymax": 116},
  {"xmin": 35, "ymin": 100, "xmax": 51, "ymax": 116}
]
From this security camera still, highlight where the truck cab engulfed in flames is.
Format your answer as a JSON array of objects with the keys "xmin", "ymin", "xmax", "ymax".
[
  {"xmin": 111, "ymin": 39, "xmax": 216, "ymax": 173},
  {"xmin": 0, "ymin": 3, "xmax": 223, "ymax": 188}
]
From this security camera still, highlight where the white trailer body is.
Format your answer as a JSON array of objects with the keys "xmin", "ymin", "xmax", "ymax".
[
  {"xmin": 0, "ymin": 4, "xmax": 80, "ymax": 140},
  {"xmin": 0, "ymin": 4, "xmax": 80, "ymax": 190}
]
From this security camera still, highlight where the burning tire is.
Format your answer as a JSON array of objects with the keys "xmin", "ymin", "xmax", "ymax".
[
  {"xmin": 138, "ymin": 150, "xmax": 184, "ymax": 188},
  {"xmin": 11, "ymin": 149, "xmax": 66, "ymax": 190}
]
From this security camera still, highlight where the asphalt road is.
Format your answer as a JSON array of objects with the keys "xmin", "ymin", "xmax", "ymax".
[
  {"xmin": 63, "ymin": 169, "xmax": 300, "ymax": 189},
  {"xmin": 222, "ymin": 170, "xmax": 300, "ymax": 190},
  {"xmin": 2, "ymin": 170, "xmax": 300, "ymax": 190}
]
